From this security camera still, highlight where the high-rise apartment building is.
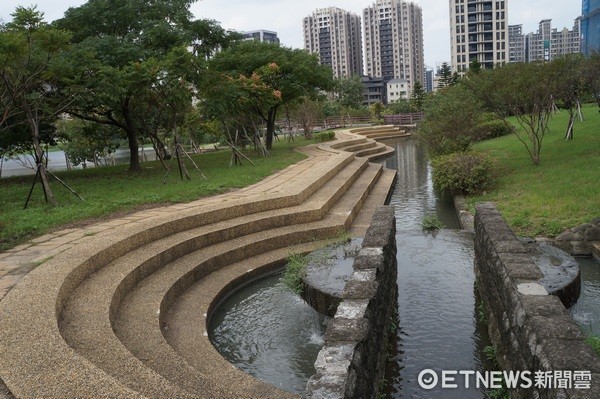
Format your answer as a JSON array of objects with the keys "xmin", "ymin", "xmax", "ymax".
[
  {"xmin": 508, "ymin": 24, "xmax": 526, "ymax": 63},
  {"xmin": 581, "ymin": 0, "xmax": 600, "ymax": 55},
  {"xmin": 363, "ymin": 0, "xmax": 425, "ymax": 95},
  {"xmin": 508, "ymin": 19, "xmax": 581, "ymax": 63},
  {"xmin": 303, "ymin": 7, "xmax": 363, "ymax": 79},
  {"xmin": 450, "ymin": 0, "xmax": 508, "ymax": 72},
  {"xmin": 525, "ymin": 19, "xmax": 580, "ymax": 62},
  {"xmin": 243, "ymin": 30, "xmax": 280, "ymax": 44}
]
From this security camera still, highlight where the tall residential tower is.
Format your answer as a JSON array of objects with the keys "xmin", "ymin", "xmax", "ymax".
[
  {"xmin": 363, "ymin": 0, "xmax": 425, "ymax": 94},
  {"xmin": 450, "ymin": 0, "xmax": 508, "ymax": 72},
  {"xmin": 581, "ymin": 0, "xmax": 600, "ymax": 55},
  {"xmin": 303, "ymin": 7, "xmax": 363, "ymax": 78}
]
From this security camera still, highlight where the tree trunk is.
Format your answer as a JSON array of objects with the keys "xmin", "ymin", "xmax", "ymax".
[
  {"xmin": 265, "ymin": 107, "xmax": 278, "ymax": 150},
  {"xmin": 122, "ymin": 99, "xmax": 141, "ymax": 172},
  {"xmin": 27, "ymin": 110, "xmax": 57, "ymax": 206},
  {"xmin": 28, "ymin": 123, "xmax": 58, "ymax": 206},
  {"xmin": 124, "ymin": 126, "xmax": 140, "ymax": 172},
  {"xmin": 565, "ymin": 110, "xmax": 575, "ymax": 140},
  {"xmin": 174, "ymin": 133, "xmax": 190, "ymax": 180}
]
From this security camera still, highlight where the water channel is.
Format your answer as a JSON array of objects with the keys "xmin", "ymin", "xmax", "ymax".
[{"xmin": 208, "ymin": 136, "xmax": 600, "ymax": 397}]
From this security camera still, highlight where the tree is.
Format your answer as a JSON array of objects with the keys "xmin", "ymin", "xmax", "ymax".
[
  {"xmin": 55, "ymin": 0, "xmax": 239, "ymax": 172},
  {"xmin": 469, "ymin": 58, "xmax": 482, "ymax": 75},
  {"xmin": 410, "ymin": 81, "xmax": 426, "ymax": 111},
  {"xmin": 0, "ymin": 6, "xmax": 72, "ymax": 205},
  {"xmin": 206, "ymin": 41, "xmax": 333, "ymax": 150},
  {"xmin": 473, "ymin": 63, "xmax": 554, "ymax": 165},
  {"xmin": 417, "ymin": 84, "xmax": 486, "ymax": 156},
  {"xmin": 334, "ymin": 75, "xmax": 364, "ymax": 110},
  {"xmin": 289, "ymin": 97, "xmax": 324, "ymax": 138},
  {"xmin": 56, "ymin": 118, "xmax": 120, "ymax": 167},
  {"xmin": 438, "ymin": 62, "xmax": 456, "ymax": 88},
  {"xmin": 582, "ymin": 51, "xmax": 600, "ymax": 113},
  {"xmin": 549, "ymin": 54, "xmax": 585, "ymax": 140}
]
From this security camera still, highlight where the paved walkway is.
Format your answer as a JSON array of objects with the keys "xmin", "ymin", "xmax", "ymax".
[{"xmin": 0, "ymin": 145, "xmax": 328, "ymax": 301}]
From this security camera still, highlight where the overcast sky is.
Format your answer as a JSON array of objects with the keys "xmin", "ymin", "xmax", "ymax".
[{"xmin": 1, "ymin": 0, "xmax": 583, "ymax": 68}]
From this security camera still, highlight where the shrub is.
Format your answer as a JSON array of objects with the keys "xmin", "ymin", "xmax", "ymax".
[
  {"xmin": 313, "ymin": 130, "xmax": 336, "ymax": 142},
  {"xmin": 431, "ymin": 151, "xmax": 496, "ymax": 195},
  {"xmin": 476, "ymin": 113, "xmax": 514, "ymax": 140}
]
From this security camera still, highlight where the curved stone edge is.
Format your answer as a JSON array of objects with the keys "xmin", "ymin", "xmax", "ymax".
[
  {"xmin": 304, "ymin": 206, "xmax": 397, "ymax": 399},
  {"xmin": 552, "ymin": 219, "xmax": 600, "ymax": 256},
  {"xmin": 475, "ymin": 202, "xmax": 600, "ymax": 399}
]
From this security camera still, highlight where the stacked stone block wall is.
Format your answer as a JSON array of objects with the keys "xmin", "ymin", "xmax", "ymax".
[
  {"xmin": 475, "ymin": 202, "xmax": 600, "ymax": 399},
  {"xmin": 304, "ymin": 206, "xmax": 397, "ymax": 399}
]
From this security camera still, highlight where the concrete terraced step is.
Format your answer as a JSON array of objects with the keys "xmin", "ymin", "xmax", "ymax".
[
  {"xmin": 355, "ymin": 142, "xmax": 391, "ymax": 158},
  {"xmin": 57, "ymin": 159, "xmax": 373, "ymax": 396},
  {"xmin": 0, "ymin": 130, "xmax": 397, "ymax": 399},
  {"xmin": 361, "ymin": 131, "xmax": 409, "ymax": 139},
  {"xmin": 348, "ymin": 125, "xmax": 396, "ymax": 134},
  {"xmin": 111, "ymin": 164, "xmax": 383, "ymax": 398}
]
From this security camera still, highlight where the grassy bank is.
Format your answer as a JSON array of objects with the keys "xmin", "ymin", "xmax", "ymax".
[
  {"xmin": 0, "ymin": 139, "xmax": 312, "ymax": 251},
  {"xmin": 469, "ymin": 104, "xmax": 600, "ymax": 238}
]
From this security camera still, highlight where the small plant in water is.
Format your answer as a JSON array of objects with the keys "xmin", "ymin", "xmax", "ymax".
[
  {"xmin": 422, "ymin": 214, "xmax": 443, "ymax": 231},
  {"xmin": 585, "ymin": 335, "xmax": 600, "ymax": 357},
  {"xmin": 281, "ymin": 253, "xmax": 308, "ymax": 294}
]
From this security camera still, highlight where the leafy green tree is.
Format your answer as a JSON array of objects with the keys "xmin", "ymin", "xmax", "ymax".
[
  {"xmin": 56, "ymin": 118, "xmax": 120, "ymax": 167},
  {"xmin": 583, "ymin": 51, "xmax": 600, "ymax": 113},
  {"xmin": 0, "ymin": 6, "xmax": 72, "ymax": 205},
  {"xmin": 417, "ymin": 84, "xmax": 485, "ymax": 156},
  {"xmin": 334, "ymin": 75, "xmax": 364, "ymax": 109},
  {"xmin": 384, "ymin": 98, "xmax": 412, "ymax": 114},
  {"xmin": 549, "ymin": 54, "xmax": 585, "ymax": 140},
  {"xmin": 369, "ymin": 102, "xmax": 384, "ymax": 120},
  {"xmin": 206, "ymin": 41, "xmax": 333, "ymax": 150},
  {"xmin": 438, "ymin": 62, "xmax": 455, "ymax": 88},
  {"xmin": 469, "ymin": 58, "xmax": 482, "ymax": 74},
  {"xmin": 55, "ymin": 0, "xmax": 239, "ymax": 172},
  {"xmin": 410, "ymin": 81, "xmax": 426, "ymax": 111},
  {"xmin": 473, "ymin": 63, "xmax": 554, "ymax": 165}
]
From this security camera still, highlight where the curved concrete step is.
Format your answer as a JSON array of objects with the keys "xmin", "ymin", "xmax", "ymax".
[
  {"xmin": 111, "ymin": 164, "xmax": 383, "ymax": 397},
  {"xmin": 362, "ymin": 131, "xmax": 409, "ymax": 140},
  {"xmin": 0, "ymin": 132, "xmax": 396, "ymax": 398},
  {"xmin": 163, "ymin": 243, "xmax": 330, "ymax": 395},
  {"xmin": 349, "ymin": 125, "xmax": 395, "ymax": 134},
  {"xmin": 57, "ymin": 159, "xmax": 372, "ymax": 397},
  {"xmin": 355, "ymin": 142, "xmax": 390, "ymax": 158}
]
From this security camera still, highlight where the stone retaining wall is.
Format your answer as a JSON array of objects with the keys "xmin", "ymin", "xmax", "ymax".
[
  {"xmin": 304, "ymin": 206, "xmax": 397, "ymax": 399},
  {"xmin": 475, "ymin": 202, "xmax": 600, "ymax": 399}
]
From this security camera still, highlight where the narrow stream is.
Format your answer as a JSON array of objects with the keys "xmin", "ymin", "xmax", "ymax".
[{"xmin": 381, "ymin": 137, "xmax": 491, "ymax": 398}]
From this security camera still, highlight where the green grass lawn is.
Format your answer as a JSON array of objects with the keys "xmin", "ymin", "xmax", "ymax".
[
  {"xmin": 469, "ymin": 104, "xmax": 600, "ymax": 238},
  {"xmin": 0, "ymin": 138, "xmax": 312, "ymax": 251}
]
